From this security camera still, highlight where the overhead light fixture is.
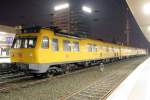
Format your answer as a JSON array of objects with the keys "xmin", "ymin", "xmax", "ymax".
[
  {"xmin": 0, "ymin": 31, "xmax": 8, "ymax": 35},
  {"xmin": 82, "ymin": 6, "xmax": 92, "ymax": 14},
  {"xmin": 54, "ymin": 3, "xmax": 70, "ymax": 11},
  {"xmin": 143, "ymin": 3, "xmax": 150, "ymax": 15},
  {"xmin": 148, "ymin": 26, "xmax": 150, "ymax": 31},
  {"xmin": 0, "ymin": 37, "xmax": 6, "ymax": 42}
]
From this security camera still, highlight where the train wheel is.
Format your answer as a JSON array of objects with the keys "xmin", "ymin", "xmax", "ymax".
[
  {"xmin": 33, "ymin": 73, "xmax": 38, "ymax": 78},
  {"xmin": 33, "ymin": 72, "xmax": 49, "ymax": 79},
  {"xmin": 41, "ymin": 72, "xmax": 49, "ymax": 78},
  {"xmin": 84, "ymin": 62, "xmax": 89, "ymax": 67}
]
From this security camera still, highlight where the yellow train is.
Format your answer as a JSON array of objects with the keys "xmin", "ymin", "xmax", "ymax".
[{"xmin": 10, "ymin": 26, "xmax": 147, "ymax": 77}]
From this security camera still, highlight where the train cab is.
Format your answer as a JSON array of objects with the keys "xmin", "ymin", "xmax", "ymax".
[{"xmin": 10, "ymin": 27, "xmax": 51, "ymax": 74}]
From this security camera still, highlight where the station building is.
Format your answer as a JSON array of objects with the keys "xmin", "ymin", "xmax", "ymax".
[
  {"xmin": 52, "ymin": 0, "xmax": 92, "ymax": 33},
  {"xmin": 0, "ymin": 25, "xmax": 16, "ymax": 57}
]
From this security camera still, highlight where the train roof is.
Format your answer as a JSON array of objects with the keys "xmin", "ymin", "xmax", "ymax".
[{"xmin": 16, "ymin": 26, "xmax": 145, "ymax": 50}]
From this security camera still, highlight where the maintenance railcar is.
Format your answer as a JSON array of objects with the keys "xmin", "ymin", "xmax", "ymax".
[{"xmin": 10, "ymin": 27, "xmax": 147, "ymax": 77}]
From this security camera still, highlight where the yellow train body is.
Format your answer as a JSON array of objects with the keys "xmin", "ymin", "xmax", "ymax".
[{"xmin": 10, "ymin": 27, "xmax": 147, "ymax": 74}]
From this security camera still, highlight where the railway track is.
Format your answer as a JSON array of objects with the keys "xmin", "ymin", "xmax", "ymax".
[
  {"xmin": 0, "ymin": 61, "xmax": 112, "ymax": 93},
  {"xmin": 0, "ymin": 73, "xmax": 27, "ymax": 84},
  {"xmin": 64, "ymin": 68, "xmax": 130, "ymax": 100},
  {"xmin": 0, "ymin": 63, "xmax": 31, "ymax": 86},
  {"xmin": 0, "ymin": 71, "xmax": 33, "ymax": 93},
  {"xmin": 0, "ymin": 65, "xmax": 101, "ymax": 93},
  {"xmin": 0, "ymin": 57, "xmax": 146, "ymax": 94},
  {"xmin": 0, "ymin": 67, "xmax": 32, "ymax": 86}
]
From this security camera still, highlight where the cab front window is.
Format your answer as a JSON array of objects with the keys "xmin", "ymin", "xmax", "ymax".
[{"xmin": 12, "ymin": 36, "xmax": 37, "ymax": 48}]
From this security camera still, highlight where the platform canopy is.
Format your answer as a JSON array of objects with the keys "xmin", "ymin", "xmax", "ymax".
[
  {"xmin": 127, "ymin": 0, "xmax": 150, "ymax": 42},
  {"xmin": 0, "ymin": 25, "xmax": 16, "ymax": 47}
]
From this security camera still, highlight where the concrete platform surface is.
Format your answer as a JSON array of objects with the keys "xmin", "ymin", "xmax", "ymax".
[
  {"xmin": 0, "ymin": 57, "xmax": 11, "ymax": 63},
  {"xmin": 107, "ymin": 57, "xmax": 150, "ymax": 100}
]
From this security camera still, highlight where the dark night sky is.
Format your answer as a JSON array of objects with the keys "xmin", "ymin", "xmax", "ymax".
[{"xmin": 0, "ymin": 0, "xmax": 150, "ymax": 49}]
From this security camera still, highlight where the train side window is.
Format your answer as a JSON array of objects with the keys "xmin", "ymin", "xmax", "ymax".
[
  {"xmin": 99, "ymin": 46, "xmax": 102, "ymax": 50},
  {"xmin": 73, "ymin": 42, "xmax": 80, "ymax": 52},
  {"xmin": 87, "ymin": 44, "xmax": 92, "ymax": 52},
  {"xmin": 102, "ymin": 46, "xmax": 105, "ymax": 51},
  {"xmin": 106, "ymin": 47, "xmax": 109, "ymax": 52},
  {"xmin": 92, "ymin": 44, "xmax": 97, "ymax": 52},
  {"xmin": 42, "ymin": 36, "xmax": 49, "ymax": 49},
  {"xmin": 52, "ymin": 38, "xmax": 59, "ymax": 51},
  {"xmin": 112, "ymin": 47, "xmax": 115, "ymax": 52},
  {"xmin": 109, "ymin": 47, "xmax": 112, "ymax": 52},
  {"xmin": 63, "ymin": 40, "xmax": 71, "ymax": 52}
]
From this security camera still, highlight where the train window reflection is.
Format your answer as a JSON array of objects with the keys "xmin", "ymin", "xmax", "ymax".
[
  {"xmin": 52, "ymin": 38, "xmax": 59, "ymax": 51},
  {"xmin": 63, "ymin": 40, "xmax": 71, "ymax": 52},
  {"xmin": 92, "ymin": 44, "xmax": 97, "ymax": 52},
  {"xmin": 87, "ymin": 44, "xmax": 92, "ymax": 52},
  {"xmin": 42, "ymin": 36, "xmax": 49, "ymax": 49},
  {"xmin": 72, "ymin": 42, "xmax": 80, "ymax": 52}
]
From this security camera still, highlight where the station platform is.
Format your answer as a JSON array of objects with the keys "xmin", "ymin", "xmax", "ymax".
[
  {"xmin": 0, "ymin": 57, "xmax": 11, "ymax": 63},
  {"xmin": 107, "ymin": 57, "xmax": 150, "ymax": 100}
]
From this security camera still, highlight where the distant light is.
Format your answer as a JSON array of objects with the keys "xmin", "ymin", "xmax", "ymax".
[
  {"xmin": 0, "ymin": 37, "xmax": 6, "ymax": 42},
  {"xmin": 0, "ymin": 58, "xmax": 11, "ymax": 63},
  {"xmin": 0, "ymin": 31, "xmax": 8, "ymax": 35},
  {"xmin": 143, "ymin": 3, "xmax": 150, "ymax": 15},
  {"xmin": 148, "ymin": 26, "xmax": 150, "ymax": 31},
  {"xmin": 54, "ymin": 3, "xmax": 69, "ymax": 11},
  {"xmin": 82, "ymin": 6, "xmax": 92, "ymax": 13}
]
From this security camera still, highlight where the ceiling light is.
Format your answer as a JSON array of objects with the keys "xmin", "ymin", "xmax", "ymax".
[
  {"xmin": 54, "ymin": 3, "xmax": 70, "ymax": 11},
  {"xmin": 0, "ymin": 31, "xmax": 8, "ymax": 35},
  {"xmin": 82, "ymin": 6, "xmax": 92, "ymax": 14},
  {"xmin": 143, "ymin": 3, "xmax": 150, "ymax": 15},
  {"xmin": 148, "ymin": 26, "xmax": 150, "ymax": 31}
]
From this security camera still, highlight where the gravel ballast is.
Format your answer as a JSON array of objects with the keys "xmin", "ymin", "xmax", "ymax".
[{"xmin": 0, "ymin": 57, "xmax": 147, "ymax": 100}]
